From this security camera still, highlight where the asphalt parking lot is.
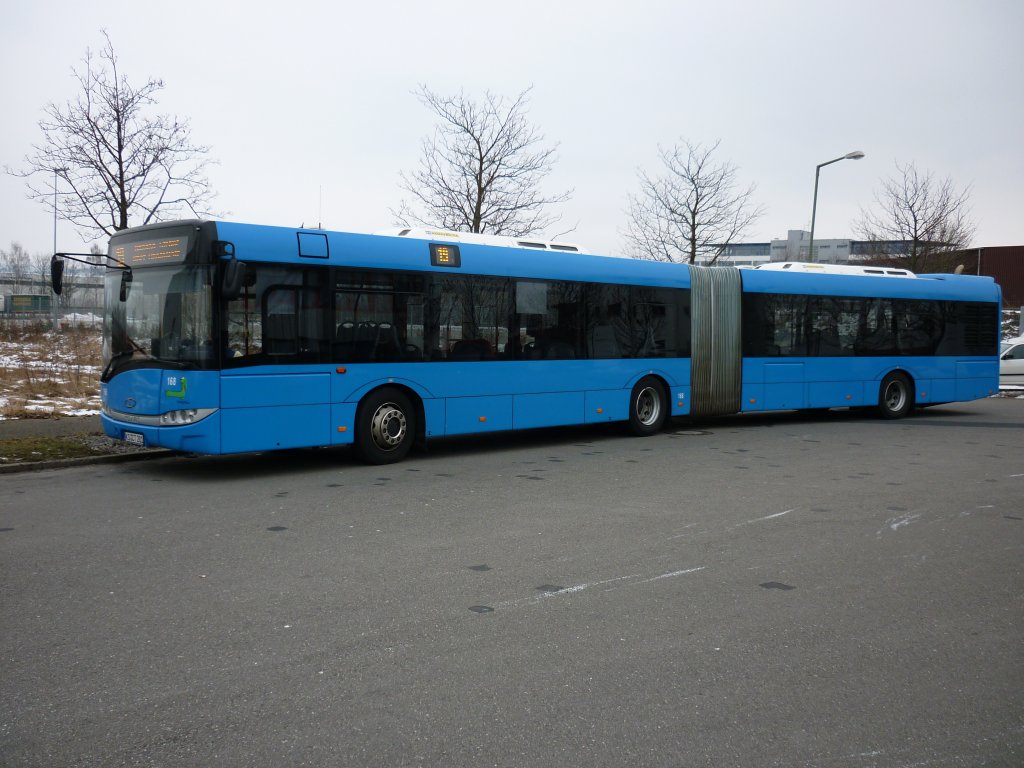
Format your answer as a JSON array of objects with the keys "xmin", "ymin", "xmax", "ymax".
[{"xmin": 1, "ymin": 398, "xmax": 1022, "ymax": 766}]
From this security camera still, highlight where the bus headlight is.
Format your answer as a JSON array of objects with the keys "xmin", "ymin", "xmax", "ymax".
[
  {"xmin": 160, "ymin": 408, "xmax": 215, "ymax": 426},
  {"xmin": 161, "ymin": 409, "xmax": 198, "ymax": 425}
]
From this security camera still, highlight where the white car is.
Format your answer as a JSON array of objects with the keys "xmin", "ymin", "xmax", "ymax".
[{"xmin": 1001, "ymin": 336, "xmax": 1024, "ymax": 387}]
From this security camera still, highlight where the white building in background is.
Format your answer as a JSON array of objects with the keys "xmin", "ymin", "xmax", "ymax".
[
  {"xmin": 705, "ymin": 230, "xmax": 900, "ymax": 266},
  {"xmin": 769, "ymin": 230, "xmax": 853, "ymax": 263}
]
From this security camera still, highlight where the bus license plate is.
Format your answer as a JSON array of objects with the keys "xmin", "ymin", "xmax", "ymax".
[{"xmin": 124, "ymin": 431, "xmax": 145, "ymax": 447}]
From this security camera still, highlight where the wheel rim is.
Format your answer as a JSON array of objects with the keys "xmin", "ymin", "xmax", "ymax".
[
  {"xmin": 884, "ymin": 380, "xmax": 906, "ymax": 412},
  {"xmin": 635, "ymin": 386, "xmax": 661, "ymax": 426},
  {"xmin": 370, "ymin": 402, "xmax": 407, "ymax": 451}
]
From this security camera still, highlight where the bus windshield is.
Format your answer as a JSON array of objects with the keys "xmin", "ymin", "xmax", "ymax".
[{"xmin": 102, "ymin": 264, "xmax": 215, "ymax": 378}]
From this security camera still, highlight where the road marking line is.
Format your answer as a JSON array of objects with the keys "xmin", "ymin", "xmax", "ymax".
[
  {"xmin": 491, "ymin": 566, "xmax": 707, "ymax": 610},
  {"xmin": 644, "ymin": 566, "xmax": 706, "ymax": 582}
]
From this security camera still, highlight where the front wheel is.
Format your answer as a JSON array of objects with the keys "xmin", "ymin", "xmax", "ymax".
[
  {"xmin": 628, "ymin": 376, "xmax": 668, "ymax": 436},
  {"xmin": 877, "ymin": 372, "xmax": 914, "ymax": 419},
  {"xmin": 355, "ymin": 387, "xmax": 416, "ymax": 464}
]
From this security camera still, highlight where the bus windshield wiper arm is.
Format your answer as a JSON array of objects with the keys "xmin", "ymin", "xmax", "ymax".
[
  {"xmin": 101, "ymin": 350, "xmax": 135, "ymax": 380},
  {"xmin": 101, "ymin": 337, "xmax": 155, "ymax": 377}
]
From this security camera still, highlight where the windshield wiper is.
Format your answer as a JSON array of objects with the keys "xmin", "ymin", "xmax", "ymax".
[
  {"xmin": 101, "ymin": 334, "xmax": 154, "ymax": 379},
  {"xmin": 125, "ymin": 334, "xmax": 148, "ymax": 356},
  {"xmin": 101, "ymin": 350, "xmax": 135, "ymax": 380},
  {"xmin": 101, "ymin": 348, "xmax": 187, "ymax": 381}
]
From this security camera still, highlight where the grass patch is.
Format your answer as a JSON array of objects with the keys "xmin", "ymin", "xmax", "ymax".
[
  {"xmin": 0, "ymin": 323, "xmax": 102, "ymax": 418},
  {"xmin": 0, "ymin": 435, "xmax": 110, "ymax": 465}
]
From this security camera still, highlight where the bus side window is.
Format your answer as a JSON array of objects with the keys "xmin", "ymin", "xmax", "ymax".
[
  {"xmin": 808, "ymin": 297, "xmax": 844, "ymax": 357},
  {"xmin": 896, "ymin": 300, "xmax": 939, "ymax": 355},
  {"xmin": 263, "ymin": 283, "xmax": 327, "ymax": 359},
  {"xmin": 223, "ymin": 265, "xmax": 328, "ymax": 365},
  {"xmin": 264, "ymin": 309, "xmax": 298, "ymax": 355},
  {"xmin": 435, "ymin": 275, "xmax": 512, "ymax": 361},
  {"xmin": 631, "ymin": 288, "xmax": 679, "ymax": 358},
  {"xmin": 333, "ymin": 272, "xmax": 426, "ymax": 363},
  {"xmin": 224, "ymin": 265, "xmax": 262, "ymax": 361},
  {"xmin": 856, "ymin": 299, "xmax": 897, "ymax": 356}
]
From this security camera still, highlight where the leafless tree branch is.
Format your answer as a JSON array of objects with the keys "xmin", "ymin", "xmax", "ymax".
[
  {"xmin": 623, "ymin": 140, "xmax": 764, "ymax": 264},
  {"xmin": 6, "ymin": 31, "xmax": 219, "ymax": 243},
  {"xmin": 393, "ymin": 85, "xmax": 572, "ymax": 238},
  {"xmin": 853, "ymin": 161, "xmax": 975, "ymax": 272}
]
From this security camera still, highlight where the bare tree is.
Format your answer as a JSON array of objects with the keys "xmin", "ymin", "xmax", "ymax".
[
  {"xmin": 853, "ymin": 162, "xmax": 975, "ymax": 273},
  {"xmin": 394, "ymin": 85, "xmax": 571, "ymax": 237},
  {"xmin": 8, "ymin": 31, "xmax": 216, "ymax": 241},
  {"xmin": 0, "ymin": 243, "xmax": 34, "ymax": 291},
  {"xmin": 26, "ymin": 250, "xmax": 68, "ymax": 304},
  {"xmin": 625, "ymin": 140, "xmax": 764, "ymax": 265}
]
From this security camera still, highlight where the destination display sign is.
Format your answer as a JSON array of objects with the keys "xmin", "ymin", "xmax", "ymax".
[{"xmin": 113, "ymin": 235, "xmax": 190, "ymax": 266}]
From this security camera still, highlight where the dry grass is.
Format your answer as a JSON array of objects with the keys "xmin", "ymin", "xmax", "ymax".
[{"xmin": 0, "ymin": 319, "xmax": 103, "ymax": 419}]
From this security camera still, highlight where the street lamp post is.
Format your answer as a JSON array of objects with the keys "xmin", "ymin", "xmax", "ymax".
[
  {"xmin": 52, "ymin": 168, "xmax": 60, "ymax": 331},
  {"xmin": 808, "ymin": 150, "xmax": 864, "ymax": 262},
  {"xmin": 50, "ymin": 167, "xmax": 70, "ymax": 331}
]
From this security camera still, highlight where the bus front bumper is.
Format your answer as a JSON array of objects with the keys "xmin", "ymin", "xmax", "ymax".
[{"xmin": 101, "ymin": 408, "xmax": 221, "ymax": 454}]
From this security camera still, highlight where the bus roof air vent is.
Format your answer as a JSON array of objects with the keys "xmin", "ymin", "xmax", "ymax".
[
  {"xmin": 756, "ymin": 262, "xmax": 917, "ymax": 278},
  {"xmin": 375, "ymin": 227, "xmax": 588, "ymax": 253}
]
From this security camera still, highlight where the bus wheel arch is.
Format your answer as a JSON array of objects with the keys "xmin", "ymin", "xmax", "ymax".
[
  {"xmin": 877, "ymin": 370, "xmax": 915, "ymax": 419},
  {"xmin": 354, "ymin": 385, "xmax": 421, "ymax": 464},
  {"xmin": 628, "ymin": 375, "xmax": 670, "ymax": 436}
]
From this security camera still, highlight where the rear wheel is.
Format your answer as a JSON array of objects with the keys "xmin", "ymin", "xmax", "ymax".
[
  {"xmin": 355, "ymin": 387, "xmax": 416, "ymax": 464},
  {"xmin": 877, "ymin": 372, "xmax": 913, "ymax": 419},
  {"xmin": 628, "ymin": 376, "xmax": 668, "ymax": 436}
]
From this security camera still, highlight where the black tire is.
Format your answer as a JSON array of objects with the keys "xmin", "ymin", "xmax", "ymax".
[
  {"xmin": 877, "ymin": 371, "xmax": 914, "ymax": 419},
  {"xmin": 355, "ymin": 387, "xmax": 416, "ymax": 464},
  {"xmin": 628, "ymin": 376, "xmax": 668, "ymax": 436}
]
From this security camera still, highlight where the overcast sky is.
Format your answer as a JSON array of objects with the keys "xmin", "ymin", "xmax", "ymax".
[{"xmin": 2, "ymin": 0, "xmax": 1022, "ymax": 258}]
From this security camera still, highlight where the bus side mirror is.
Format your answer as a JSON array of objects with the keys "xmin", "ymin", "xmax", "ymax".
[
  {"xmin": 222, "ymin": 258, "xmax": 247, "ymax": 300},
  {"xmin": 50, "ymin": 256, "xmax": 64, "ymax": 295},
  {"xmin": 119, "ymin": 270, "xmax": 133, "ymax": 302}
]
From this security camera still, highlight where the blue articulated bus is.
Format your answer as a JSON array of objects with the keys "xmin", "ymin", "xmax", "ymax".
[{"xmin": 53, "ymin": 220, "xmax": 1000, "ymax": 464}]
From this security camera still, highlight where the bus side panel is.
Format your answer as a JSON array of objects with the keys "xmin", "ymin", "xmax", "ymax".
[
  {"xmin": 762, "ymin": 362, "xmax": 806, "ymax": 410},
  {"xmin": 927, "ymin": 378, "xmax": 956, "ymax": 403},
  {"xmin": 222, "ymin": 372, "xmax": 330, "ymax": 407},
  {"xmin": 808, "ymin": 380, "xmax": 864, "ymax": 408},
  {"xmin": 671, "ymin": 385, "xmax": 692, "ymax": 416},
  {"xmin": 221, "ymin": 405, "xmax": 331, "ymax": 453},
  {"xmin": 741, "ymin": 357, "xmax": 997, "ymax": 411},
  {"xmin": 221, "ymin": 372, "xmax": 331, "ymax": 452},
  {"xmin": 743, "ymin": 358, "xmax": 869, "ymax": 410},
  {"xmin": 445, "ymin": 396, "xmax": 513, "ymax": 435},
  {"xmin": 585, "ymin": 390, "xmax": 630, "ymax": 423},
  {"xmin": 955, "ymin": 361, "xmax": 999, "ymax": 401},
  {"xmin": 332, "ymin": 360, "xmax": 691, "ymax": 431},
  {"xmin": 912, "ymin": 379, "xmax": 932, "ymax": 403},
  {"xmin": 423, "ymin": 398, "xmax": 445, "ymax": 437},
  {"xmin": 513, "ymin": 392, "xmax": 585, "ymax": 430},
  {"xmin": 330, "ymin": 402, "xmax": 356, "ymax": 445},
  {"xmin": 740, "ymin": 383, "xmax": 764, "ymax": 411}
]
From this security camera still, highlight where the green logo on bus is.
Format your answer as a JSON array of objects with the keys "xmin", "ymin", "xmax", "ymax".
[{"xmin": 165, "ymin": 376, "xmax": 188, "ymax": 399}]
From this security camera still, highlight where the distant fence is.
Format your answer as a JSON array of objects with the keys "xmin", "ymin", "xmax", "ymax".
[{"xmin": 0, "ymin": 274, "xmax": 102, "ymax": 316}]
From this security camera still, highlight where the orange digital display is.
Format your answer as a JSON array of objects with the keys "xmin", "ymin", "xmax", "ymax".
[
  {"xmin": 429, "ymin": 242, "xmax": 461, "ymax": 267},
  {"xmin": 113, "ymin": 236, "xmax": 190, "ymax": 266}
]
